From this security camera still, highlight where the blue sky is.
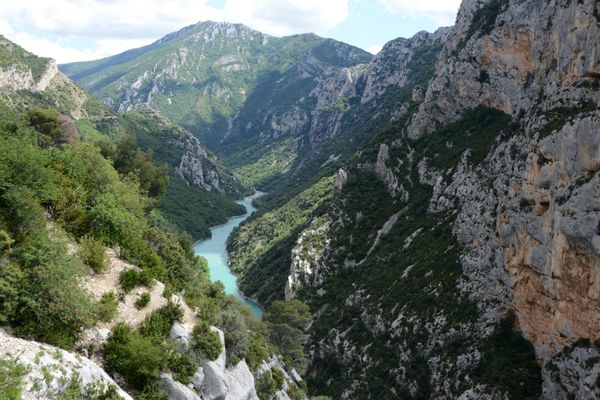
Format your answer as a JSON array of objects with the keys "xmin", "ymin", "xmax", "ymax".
[{"xmin": 0, "ymin": 0, "xmax": 461, "ymax": 63}]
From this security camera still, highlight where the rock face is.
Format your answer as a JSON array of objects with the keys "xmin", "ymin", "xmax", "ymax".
[
  {"xmin": 130, "ymin": 105, "xmax": 244, "ymax": 196},
  {"xmin": 0, "ymin": 330, "xmax": 133, "ymax": 400},
  {"xmin": 162, "ymin": 325, "xmax": 260, "ymax": 400},
  {"xmin": 282, "ymin": 0, "xmax": 600, "ymax": 398},
  {"xmin": 0, "ymin": 36, "xmax": 96, "ymax": 120}
]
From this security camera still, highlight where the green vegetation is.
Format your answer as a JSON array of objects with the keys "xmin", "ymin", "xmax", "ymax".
[
  {"xmin": 157, "ymin": 174, "xmax": 245, "ymax": 239},
  {"xmin": 104, "ymin": 323, "xmax": 170, "ymax": 390},
  {"xmin": 228, "ymin": 176, "xmax": 335, "ymax": 305},
  {"xmin": 412, "ymin": 106, "xmax": 512, "ymax": 176},
  {"xmin": 115, "ymin": 109, "xmax": 250, "ymax": 240},
  {"xmin": 119, "ymin": 269, "xmax": 152, "ymax": 293},
  {"xmin": 305, "ymin": 107, "xmax": 533, "ymax": 398},
  {"xmin": 135, "ymin": 292, "xmax": 152, "ymax": 309},
  {"xmin": 0, "ymin": 359, "xmax": 29, "ymax": 400},
  {"xmin": 471, "ymin": 312, "xmax": 541, "ymax": 399},
  {"xmin": 56, "ymin": 374, "xmax": 122, "ymax": 400},
  {"xmin": 0, "ymin": 35, "xmax": 50, "ymax": 81},
  {"xmin": 465, "ymin": 0, "xmax": 509, "ymax": 43},
  {"xmin": 256, "ymin": 372, "xmax": 278, "ymax": 400},
  {"xmin": 538, "ymin": 101, "xmax": 597, "ymax": 138},
  {"xmin": 61, "ymin": 23, "xmax": 370, "ymax": 145},
  {"xmin": 98, "ymin": 291, "xmax": 119, "ymax": 322},
  {"xmin": 264, "ymin": 300, "xmax": 311, "ymax": 371},
  {"xmin": 192, "ymin": 322, "xmax": 223, "ymax": 360},
  {"xmin": 233, "ymin": 139, "xmax": 298, "ymax": 189},
  {"xmin": 79, "ymin": 235, "xmax": 108, "ymax": 273},
  {"xmin": 108, "ymin": 133, "xmax": 169, "ymax": 198}
]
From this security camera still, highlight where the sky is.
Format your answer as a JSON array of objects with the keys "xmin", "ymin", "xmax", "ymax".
[{"xmin": 0, "ymin": 0, "xmax": 461, "ymax": 64}]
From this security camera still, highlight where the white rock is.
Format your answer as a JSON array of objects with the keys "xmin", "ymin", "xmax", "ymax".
[{"xmin": 160, "ymin": 372, "xmax": 202, "ymax": 400}]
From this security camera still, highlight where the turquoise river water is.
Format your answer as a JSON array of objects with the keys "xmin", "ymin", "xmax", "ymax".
[{"xmin": 193, "ymin": 192, "xmax": 265, "ymax": 319}]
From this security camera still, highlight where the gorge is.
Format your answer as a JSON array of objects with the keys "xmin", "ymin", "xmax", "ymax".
[{"xmin": 1, "ymin": 0, "xmax": 600, "ymax": 399}]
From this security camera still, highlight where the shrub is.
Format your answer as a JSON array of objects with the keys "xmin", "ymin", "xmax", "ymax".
[
  {"xmin": 104, "ymin": 323, "xmax": 169, "ymax": 390},
  {"xmin": 263, "ymin": 300, "xmax": 311, "ymax": 371},
  {"xmin": 135, "ymin": 292, "xmax": 151, "ymax": 309},
  {"xmin": 79, "ymin": 235, "xmax": 108, "ymax": 273},
  {"xmin": 98, "ymin": 291, "xmax": 119, "ymax": 322},
  {"xmin": 119, "ymin": 269, "xmax": 152, "ymax": 293},
  {"xmin": 139, "ymin": 302, "xmax": 184, "ymax": 340},
  {"xmin": 11, "ymin": 239, "xmax": 99, "ymax": 349},
  {"xmin": 256, "ymin": 372, "xmax": 277, "ymax": 400},
  {"xmin": 272, "ymin": 368, "xmax": 285, "ymax": 390},
  {"xmin": 0, "ymin": 359, "xmax": 29, "ymax": 400},
  {"xmin": 192, "ymin": 322, "xmax": 222, "ymax": 361},
  {"xmin": 159, "ymin": 301, "xmax": 184, "ymax": 323},
  {"xmin": 168, "ymin": 353, "xmax": 197, "ymax": 385},
  {"xmin": 56, "ymin": 374, "xmax": 121, "ymax": 400}
]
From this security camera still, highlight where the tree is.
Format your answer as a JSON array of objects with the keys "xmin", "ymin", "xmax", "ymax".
[
  {"xmin": 263, "ymin": 300, "xmax": 311, "ymax": 371},
  {"xmin": 192, "ymin": 322, "xmax": 223, "ymax": 361},
  {"xmin": 104, "ymin": 323, "xmax": 169, "ymax": 390}
]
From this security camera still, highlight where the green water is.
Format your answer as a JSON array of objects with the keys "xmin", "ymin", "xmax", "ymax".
[{"xmin": 194, "ymin": 192, "xmax": 265, "ymax": 318}]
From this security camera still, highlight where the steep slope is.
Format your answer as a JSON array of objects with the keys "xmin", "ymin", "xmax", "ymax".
[
  {"xmin": 227, "ymin": 27, "xmax": 451, "ymax": 305},
  {"xmin": 289, "ymin": 0, "xmax": 600, "ymax": 398},
  {"xmin": 0, "ymin": 35, "xmax": 247, "ymax": 238},
  {"xmin": 61, "ymin": 21, "xmax": 372, "ymax": 146},
  {"xmin": 60, "ymin": 22, "xmax": 375, "ymax": 198},
  {"xmin": 0, "ymin": 35, "xmax": 107, "ymax": 120}
]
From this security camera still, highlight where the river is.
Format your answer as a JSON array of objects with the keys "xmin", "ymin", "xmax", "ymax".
[{"xmin": 193, "ymin": 192, "xmax": 265, "ymax": 319}]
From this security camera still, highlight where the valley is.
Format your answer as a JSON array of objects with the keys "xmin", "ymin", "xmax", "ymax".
[
  {"xmin": 194, "ymin": 192, "xmax": 265, "ymax": 319},
  {"xmin": 2, "ymin": 0, "xmax": 600, "ymax": 399}
]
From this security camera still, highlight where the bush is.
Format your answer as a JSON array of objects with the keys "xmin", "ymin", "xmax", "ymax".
[
  {"xmin": 10, "ymin": 239, "xmax": 99, "ymax": 349},
  {"xmin": 56, "ymin": 374, "xmax": 122, "ymax": 400},
  {"xmin": 256, "ymin": 372, "xmax": 277, "ymax": 400},
  {"xmin": 272, "ymin": 368, "xmax": 285, "ymax": 390},
  {"xmin": 168, "ymin": 353, "xmax": 197, "ymax": 385},
  {"xmin": 135, "ymin": 292, "xmax": 151, "ymax": 309},
  {"xmin": 192, "ymin": 322, "xmax": 222, "ymax": 361},
  {"xmin": 119, "ymin": 269, "xmax": 152, "ymax": 293},
  {"xmin": 98, "ymin": 291, "xmax": 119, "ymax": 322},
  {"xmin": 104, "ymin": 323, "xmax": 169, "ymax": 390},
  {"xmin": 139, "ymin": 302, "xmax": 183, "ymax": 340},
  {"xmin": 79, "ymin": 235, "xmax": 108, "ymax": 273}
]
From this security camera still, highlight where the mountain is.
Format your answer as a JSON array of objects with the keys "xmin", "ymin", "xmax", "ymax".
[
  {"xmin": 61, "ymin": 22, "xmax": 376, "ymax": 193},
  {"xmin": 227, "ymin": 27, "xmax": 452, "ymax": 306},
  {"xmin": 60, "ymin": 21, "xmax": 372, "ymax": 144},
  {"xmin": 0, "ymin": 35, "xmax": 304, "ymax": 400},
  {"xmin": 0, "ymin": 35, "xmax": 248, "ymax": 238},
  {"xmin": 242, "ymin": 0, "xmax": 600, "ymax": 398},
  {"xmin": 5, "ymin": 0, "xmax": 600, "ymax": 398}
]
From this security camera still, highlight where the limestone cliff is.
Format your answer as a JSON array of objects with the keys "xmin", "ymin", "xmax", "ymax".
[{"xmin": 284, "ymin": 0, "xmax": 600, "ymax": 398}]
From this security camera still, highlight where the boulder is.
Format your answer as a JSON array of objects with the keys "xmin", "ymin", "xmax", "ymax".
[
  {"xmin": 160, "ymin": 373, "xmax": 202, "ymax": 400},
  {"xmin": 202, "ymin": 361, "xmax": 229, "ymax": 400},
  {"xmin": 191, "ymin": 367, "xmax": 205, "ymax": 392},
  {"xmin": 0, "ymin": 330, "xmax": 133, "ymax": 400},
  {"xmin": 224, "ymin": 360, "xmax": 259, "ymax": 400},
  {"xmin": 170, "ymin": 321, "xmax": 193, "ymax": 353}
]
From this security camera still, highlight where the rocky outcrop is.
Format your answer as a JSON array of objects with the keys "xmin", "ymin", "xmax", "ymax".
[
  {"xmin": 161, "ymin": 325, "xmax": 260, "ymax": 400},
  {"xmin": 542, "ymin": 342, "xmax": 600, "ymax": 399},
  {"xmin": 131, "ymin": 105, "xmax": 245, "ymax": 197},
  {"xmin": 0, "ymin": 330, "xmax": 133, "ymax": 400},
  {"xmin": 360, "ymin": 28, "xmax": 451, "ymax": 104},
  {"xmin": 298, "ymin": 0, "xmax": 600, "ymax": 397},
  {"xmin": 408, "ymin": 0, "xmax": 600, "ymax": 138},
  {"xmin": 0, "ymin": 58, "xmax": 57, "ymax": 93},
  {"xmin": 285, "ymin": 215, "xmax": 332, "ymax": 300}
]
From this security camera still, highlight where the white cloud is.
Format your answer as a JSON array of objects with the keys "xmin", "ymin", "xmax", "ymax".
[
  {"xmin": 0, "ymin": 0, "xmax": 350, "ymax": 62},
  {"xmin": 368, "ymin": 44, "xmax": 382, "ymax": 55},
  {"xmin": 378, "ymin": 0, "xmax": 461, "ymax": 26}
]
